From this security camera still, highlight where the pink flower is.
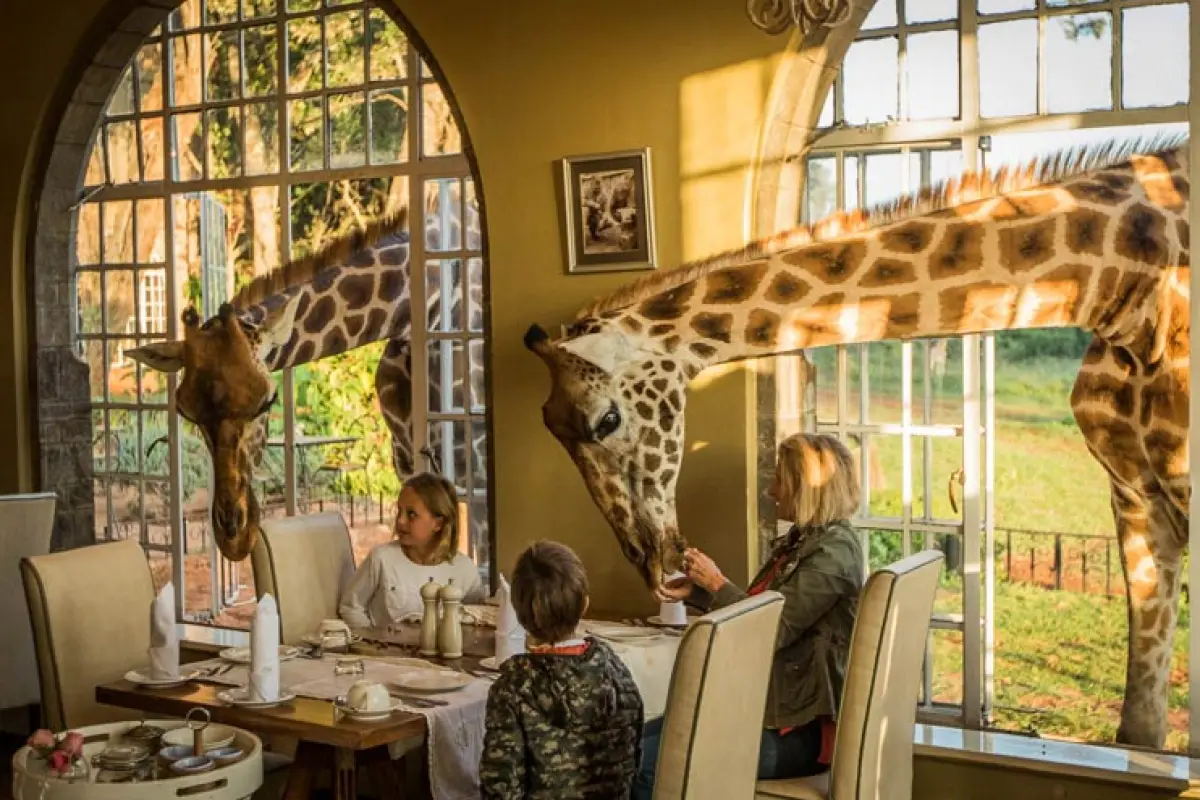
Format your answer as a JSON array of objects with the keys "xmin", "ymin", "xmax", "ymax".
[
  {"xmin": 60, "ymin": 732, "xmax": 84, "ymax": 760},
  {"xmin": 27, "ymin": 729, "xmax": 55, "ymax": 751},
  {"xmin": 47, "ymin": 749, "xmax": 70, "ymax": 776}
]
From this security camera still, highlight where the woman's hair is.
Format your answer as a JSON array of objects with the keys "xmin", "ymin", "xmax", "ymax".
[
  {"xmin": 511, "ymin": 540, "xmax": 590, "ymax": 644},
  {"xmin": 776, "ymin": 433, "xmax": 861, "ymax": 528},
  {"xmin": 401, "ymin": 472, "xmax": 459, "ymax": 564}
]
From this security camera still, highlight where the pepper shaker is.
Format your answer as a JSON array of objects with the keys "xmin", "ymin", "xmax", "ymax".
[
  {"xmin": 437, "ymin": 578, "xmax": 464, "ymax": 659},
  {"xmin": 419, "ymin": 577, "xmax": 442, "ymax": 657}
]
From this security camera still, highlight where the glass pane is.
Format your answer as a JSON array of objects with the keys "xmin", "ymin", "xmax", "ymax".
[
  {"xmin": 106, "ymin": 270, "xmax": 136, "ymax": 334},
  {"xmin": 140, "ymin": 117, "xmax": 165, "ymax": 182},
  {"xmin": 865, "ymin": 340, "xmax": 902, "ymax": 425},
  {"xmin": 76, "ymin": 271, "xmax": 103, "ymax": 334},
  {"xmin": 980, "ymin": 20, "xmax": 1037, "ymax": 118},
  {"xmin": 205, "ymin": 30, "xmax": 242, "ymax": 102},
  {"xmin": 103, "ymin": 201, "xmax": 134, "ymax": 263},
  {"xmin": 907, "ymin": 0, "xmax": 956, "ymax": 23},
  {"xmin": 930, "ymin": 150, "xmax": 964, "ymax": 186},
  {"xmin": 843, "ymin": 38, "xmax": 898, "ymax": 125},
  {"xmin": 206, "ymin": 0, "xmax": 238, "ymax": 25},
  {"xmin": 110, "ymin": 66, "xmax": 135, "ymax": 116},
  {"xmin": 85, "ymin": 341, "xmax": 106, "ymax": 401},
  {"xmin": 142, "ymin": 415, "xmax": 170, "ymax": 475},
  {"xmin": 244, "ymin": 0, "xmax": 276, "ymax": 19},
  {"xmin": 818, "ymin": 91, "xmax": 833, "ymax": 128},
  {"xmin": 805, "ymin": 156, "xmax": 835, "ymax": 223},
  {"xmin": 136, "ymin": 199, "xmax": 166, "ymax": 263},
  {"xmin": 467, "ymin": 257, "xmax": 484, "ymax": 333},
  {"xmin": 862, "ymin": 0, "xmax": 897, "ymax": 29},
  {"xmin": 469, "ymin": 341, "xmax": 485, "ymax": 413},
  {"xmin": 139, "ymin": 270, "xmax": 169, "ymax": 336},
  {"xmin": 426, "ymin": 259, "xmax": 463, "ymax": 333},
  {"xmin": 172, "ymin": 111, "xmax": 204, "ymax": 181},
  {"xmin": 245, "ymin": 102, "xmax": 280, "ymax": 175},
  {"xmin": 843, "ymin": 155, "xmax": 860, "ymax": 212},
  {"xmin": 171, "ymin": 35, "xmax": 203, "ymax": 107},
  {"xmin": 425, "ymin": 178, "xmax": 462, "ymax": 252},
  {"xmin": 422, "ymin": 83, "xmax": 462, "ymax": 157},
  {"xmin": 468, "ymin": 491, "xmax": 489, "ymax": 566},
  {"xmin": 77, "ymin": 203, "xmax": 101, "ymax": 265},
  {"xmin": 288, "ymin": 0, "xmax": 319, "ymax": 10},
  {"xmin": 329, "ymin": 92, "xmax": 366, "ymax": 168},
  {"xmin": 427, "ymin": 340, "xmax": 465, "ymax": 413},
  {"xmin": 136, "ymin": 43, "xmax": 164, "ymax": 113},
  {"xmin": 326, "ymin": 11, "xmax": 366, "ymax": 89},
  {"xmin": 864, "ymin": 152, "xmax": 904, "ymax": 208},
  {"xmin": 108, "ymin": 339, "xmax": 140, "ymax": 404},
  {"xmin": 906, "ymin": 31, "xmax": 959, "ymax": 121},
  {"xmin": 978, "ymin": 0, "xmax": 1032, "ymax": 11},
  {"xmin": 288, "ymin": 16, "xmax": 323, "ymax": 93},
  {"xmin": 369, "ymin": 88, "xmax": 408, "ymax": 165},
  {"xmin": 289, "ymin": 177, "xmax": 399, "ymax": 259},
  {"xmin": 931, "ymin": 628, "xmax": 964, "ymax": 705},
  {"xmin": 1045, "ymin": 13, "xmax": 1113, "ymax": 113},
  {"xmin": 420, "ymin": 57, "xmax": 432, "ymax": 79},
  {"xmin": 84, "ymin": 136, "xmax": 106, "ymax": 187},
  {"xmin": 206, "ymin": 106, "xmax": 244, "ymax": 178},
  {"xmin": 289, "ymin": 98, "xmax": 324, "ymax": 171},
  {"xmin": 209, "ymin": 188, "xmax": 281, "ymax": 289},
  {"xmin": 369, "ymin": 9, "xmax": 407, "ymax": 81},
  {"xmin": 470, "ymin": 418, "xmax": 488, "ymax": 485},
  {"xmin": 106, "ymin": 121, "xmax": 139, "ymax": 185},
  {"xmin": 465, "ymin": 179, "xmax": 481, "ymax": 251},
  {"xmin": 243, "ymin": 24, "xmax": 279, "ymax": 99},
  {"xmin": 169, "ymin": 0, "xmax": 202, "ymax": 31},
  {"xmin": 428, "ymin": 419, "xmax": 468, "ymax": 492},
  {"xmin": 92, "ymin": 410, "xmax": 108, "ymax": 472},
  {"xmin": 145, "ymin": 484, "xmax": 171, "ymax": 547},
  {"xmin": 1122, "ymin": 5, "xmax": 1188, "ymax": 109}
]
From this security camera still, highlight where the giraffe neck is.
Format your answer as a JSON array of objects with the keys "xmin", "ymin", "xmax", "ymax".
[{"xmin": 605, "ymin": 152, "xmax": 1188, "ymax": 373}]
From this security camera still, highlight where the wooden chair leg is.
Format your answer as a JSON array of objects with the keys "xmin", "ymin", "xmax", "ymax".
[
  {"xmin": 332, "ymin": 746, "xmax": 356, "ymax": 800},
  {"xmin": 363, "ymin": 745, "xmax": 406, "ymax": 798},
  {"xmin": 283, "ymin": 741, "xmax": 322, "ymax": 800}
]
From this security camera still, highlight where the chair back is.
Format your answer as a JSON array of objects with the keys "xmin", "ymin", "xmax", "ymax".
[
  {"xmin": 830, "ymin": 550, "xmax": 943, "ymax": 800},
  {"xmin": 250, "ymin": 512, "xmax": 355, "ymax": 644},
  {"xmin": 0, "ymin": 493, "xmax": 55, "ymax": 712},
  {"xmin": 21, "ymin": 539, "xmax": 155, "ymax": 729},
  {"xmin": 653, "ymin": 591, "xmax": 786, "ymax": 800}
]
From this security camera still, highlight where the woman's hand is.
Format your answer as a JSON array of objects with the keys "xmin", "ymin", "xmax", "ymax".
[
  {"xmin": 684, "ymin": 548, "xmax": 727, "ymax": 594},
  {"xmin": 654, "ymin": 575, "xmax": 693, "ymax": 604}
]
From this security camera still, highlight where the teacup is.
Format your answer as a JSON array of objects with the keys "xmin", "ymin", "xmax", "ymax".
[
  {"xmin": 658, "ymin": 600, "xmax": 688, "ymax": 626},
  {"xmin": 346, "ymin": 679, "xmax": 391, "ymax": 713},
  {"xmin": 319, "ymin": 618, "xmax": 351, "ymax": 645}
]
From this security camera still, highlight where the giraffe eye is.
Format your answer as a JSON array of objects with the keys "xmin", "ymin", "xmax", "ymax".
[{"xmin": 594, "ymin": 405, "xmax": 621, "ymax": 440}]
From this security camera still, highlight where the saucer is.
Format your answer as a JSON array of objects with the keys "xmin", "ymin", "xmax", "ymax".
[
  {"xmin": 334, "ymin": 697, "xmax": 404, "ymax": 722},
  {"xmin": 301, "ymin": 633, "xmax": 362, "ymax": 647},
  {"xmin": 478, "ymin": 657, "xmax": 500, "ymax": 671},
  {"xmin": 647, "ymin": 614, "xmax": 692, "ymax": 628},
  {"xmin": 161, "ymin": 724, "xmax": 236, "ymax": 751},
  {"xmin": 217, "ymin": 687, "xmax": 296, "ymax": 708},
  {"xmin": 124, "ymin": 668, "xmax": 200, "ymax": 688},
  {"xmin": 392, "ymin": 670, "xmax": 473, "ymax": 693},
  {"xmin": 219, "ymin": 645, "xmax": 300, "ymax": 664},
  {"xmin": 583, "ymin": 622, "xmax": 664, "ymax": 642}
]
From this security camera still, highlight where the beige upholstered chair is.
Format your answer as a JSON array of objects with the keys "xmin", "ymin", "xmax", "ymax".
[
  {"xmin": 250, "ymin": 511, "xmax": 355, "ymax": 645},
  {"xmin": 756, "ymin": 549, "xmax": 944, "ymax": 800},
  {"xmin": 651, "ymin": 590, "xmax": 786, "ymax": 800},
  {"xmin": 0, "ymin": 493, "xmax": 56, "ymax": 716},
  {"xmin": 21, "ymin": 538, "xmax": 155, "ymax": 730}
]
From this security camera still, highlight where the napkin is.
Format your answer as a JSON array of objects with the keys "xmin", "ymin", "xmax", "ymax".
[
  {"xmin": 494, "ymin": 574, "xmax": 526, "ymax": 665},
  {"xmin": 250, "ymin": 594, "xmax": 280, "ymax": 701},
  {"xmin": 148, "ymin": 582, "xmax": 179, "ymax": 679}
]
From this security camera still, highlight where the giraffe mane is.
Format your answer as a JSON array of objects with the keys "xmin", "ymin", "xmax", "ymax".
[
  {"xmin": 578, "ymin": 132, "xmax": 1189, "ymax": 318},
  {"xmin": 230, "ymin": 206, "xmax": 409, "ymax": 309}
]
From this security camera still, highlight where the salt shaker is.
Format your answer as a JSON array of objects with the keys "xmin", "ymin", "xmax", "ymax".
[
  {"xmin": 437, "ymin": 578, "xmax": 464, "ymax": 658},
  {"xmin": 419, "ymin": 577, "xmax": 442, "ymax": 657}
]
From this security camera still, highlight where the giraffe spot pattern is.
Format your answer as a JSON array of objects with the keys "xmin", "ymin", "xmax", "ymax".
[
  {"xmin": 689, "ymin": 342, "xmax": 718, "ymax": 360},
  {"xmin": 649, "ymin": 323, "xmax": 674, "ymax": 337},
  {"xmin": 998, "ymin": 218, "xmax": 1057, "ymax": 273},
  {"xmin": 1065, "ymin": 179, "xmax": 1130, "ymax": 205},
  {"xmin": 311, "ymin": 267, "xmax": 341, "ymax": 294},
  {"xmin": 991, "ymin": 191, "xmax": 1061, "ymax": 220},
  {"xmin": 938, "ymin": 282, "xmax": 1013, "ymax": 332},
  {"xmin": 644, "ymin": 453, "xmax": 662, "ymax": 473},
  {"xmin": 363, "ymin": 308, "xmax": 389, "ymax": 342},
  {"xmin": 785, "ymin": 241, "xmax": 867, "ymax": 285},
  {"xmin": 764, "ymin": 270, "xmax": 810, "ymax": 304},
  {"xmin": 304, "ymin": 295, "xmax": 336, "ymax": 334},
  {"xmin": 1114, "ymin": 206, "xmax": 1169, "ymax": 266},
  {"xmin": 378, "ymin": 268, "xmax": 407, "ymax": 302},
  {"xmin": 880, "ymin": 221, "xmax": 936, "ymax": 254},
  {"xmin": 690, "ymin": 312, "xmax": 733, "ymax": 343},
  {"xmin": 338, "ymin": 273, "xmax": 376, "ymax": 310},
  {"xmin": 621, "ymin": 317, "xmax": 643, "ymax": 334},
  {"xmin": 379, "ymin": 244, "xmax": 408, "ymax": 265},
  {"xmin": 883, "ymin": 292, "xmax": 922, "ymax": 339},
  {"xmin": 323, "ymin": 327, "xmax": 349, "ymax": 357},
  {"xmin": 701, "ymin": 262, "xmax": 769, "ymax": 305},
  {"xmin": 652, "ymin": 379, "xmax": 668, "ymax": 393},
  {"xmin": 929, "ymin": 224, "xmax": 983, "ymax": 280},
  {"xmin": 345, "ymin": 314, "xmax": 365, "ymax": 338},
  {"xmin": 663, "ymin": 438, "xmax": 677, "ymax": 456},
  {"xmin": 635, "ymin": 402, "xmax": 654, "ymax": 421},
  {"xmin": 644, "ymin": 430, "xmax": 661, "ymax": 449},
  {"xmin": 346, "ymin": 247, "xmax": 377, "ymax": 267},
  {"xmin": 663, "ymin": 336, "xmax": 681, "ymax": 352},
  {"xmin": 294, "ymin": 339, "xmax": 316, "ymax": 365},
  {"xmin": 745, "ymin": 308, "xmax": 780, "ymax": 347},
  {"xmin": 859, "ymin": 258, "xmax": 916, "ymax": 288},
  {"xmin": 1036, "ymin": 263, "xmax": 1091, "ymax": 327},
  {"xmin": 639, "ymin": 281, "xmax": 697, "ymax": 320},
  {"xmin": 1176, "ymin": 219, "xmax": 1190, "ymax": 250},
  {"xmin": 1065, "ymin": 208, "xmax": 1107, "ymax": 257}
]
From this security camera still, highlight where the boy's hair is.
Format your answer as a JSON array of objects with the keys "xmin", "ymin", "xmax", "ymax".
[
  {"xmin": 401, "ymin": 472, "xmax": 459, "ymax": 564},
  {"xmin": 777, "ymin": 433, "xmax": 861, "ymax": 528},
  {"xmin": 511, "ymin": 541, "xmax": 589, "ymax": 644}
]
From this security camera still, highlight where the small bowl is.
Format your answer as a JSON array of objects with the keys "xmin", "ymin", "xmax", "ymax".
[
  {"xmin": 170, "ymin": 755, "xmax": 215, "ymax": 775},
  {"xmin": 208, "ymin": 746, "xmax": 244, "ymax": 765},
  {"xmin": 162, "ymin": 724, "xmax": 236, "ymax": 751},
  {"xmin": 157, "ymin": 745, "xmax": 194, "ymax": 764}
]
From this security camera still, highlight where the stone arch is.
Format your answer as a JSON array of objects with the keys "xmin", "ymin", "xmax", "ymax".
[{"xmin": 28, "ymin": 0, "xmax": 487, "ymax": 550}]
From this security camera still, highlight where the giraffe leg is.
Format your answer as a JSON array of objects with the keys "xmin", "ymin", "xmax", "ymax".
[
  {"xmin": 375, "ymin": 337, "xmax": 416, "ymax": 478},
  {"xmin": 1109, "ymin": 482, "xmax": 1185, "ymax": 748}
]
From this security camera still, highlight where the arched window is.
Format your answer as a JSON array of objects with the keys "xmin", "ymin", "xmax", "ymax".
[{"xmin": 70, "ymin": 0, "xmax": 489, "ymax": 627}]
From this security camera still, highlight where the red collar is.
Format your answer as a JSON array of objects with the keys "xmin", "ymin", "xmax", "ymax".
[{"xmin": 527, "ymin": 640, "xmax": 591, "ymax": 656}]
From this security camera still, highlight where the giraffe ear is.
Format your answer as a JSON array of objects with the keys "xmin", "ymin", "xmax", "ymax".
[
  {"xmin": 558, "ymin": 329, "xmax": 649, "ymax": 374},
  {"xmin": 255, "ymin": 292, "xmax": 302, "ymax": 360},
  {"xmin": 126, "ymin": 340, "xmax": 185, "ymax": 374}
]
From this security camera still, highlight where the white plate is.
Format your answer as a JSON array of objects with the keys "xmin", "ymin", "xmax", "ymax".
[
  {"xmin": 334, "ymin": 697, "xmax": 405, "ymax": 722},
  {"xmin": 161, "ymin": 724, "xmax": 237, "ymax": 751},
  {"xmin": 583, "ymin": 623, "xmax": 664, "ymax": 641},
  {"xmin": 217, "ymin": 687, "xmax": 296, "ymax": 708},
  {"xmin": 301, "ymin": 633, "xmax": 363, "ymax": 647},
  {"xmin": 124, "ymin": 668, "xmax": 200, "ymax": 688},
  {"xmin": 647, "ymin": 614, "xmax": 693, "ymax": 629},
  {"xmin": 218, "ymin": 645, "xmax": 300, "ymax": 664},
  {"xmin": 391, "ymin": 670, "xmax": 473, "ymax": 693},
  {"xmin": 478, "ymin": 657, "xmax": 500, "ymax": 671}
]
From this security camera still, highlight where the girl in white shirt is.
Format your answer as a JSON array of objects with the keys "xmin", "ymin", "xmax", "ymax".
[{"xmin": 339, "ymin": 472, "xmax": 485, "ymax": 627}]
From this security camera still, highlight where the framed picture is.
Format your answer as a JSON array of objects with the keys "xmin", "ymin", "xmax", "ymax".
[{"xmin": 560, "ymin": 148, "xmax": 657, "ymax": 273}]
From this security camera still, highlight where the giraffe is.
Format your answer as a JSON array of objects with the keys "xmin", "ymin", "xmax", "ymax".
[
  {"xmin": 127, "ymin": 208, "xmax": 445, "ymax": 561},
  {"xmin": 525, "ymin": 135, "xmax": 1190, "ymax": 748}
]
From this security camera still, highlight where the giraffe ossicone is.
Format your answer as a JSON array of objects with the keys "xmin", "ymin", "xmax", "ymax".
[{"xmin": 528, "ymin": 134, "xmax": 1190, "ymax": 749}]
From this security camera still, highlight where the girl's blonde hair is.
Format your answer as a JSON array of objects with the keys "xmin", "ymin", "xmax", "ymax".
[
  {"xmin": 776, "ymin": 433, "xmax": 861, "ymax": 528},
  {"xmin": 401, "ymin": 472, "xmax": 459, "ymax": 564}
]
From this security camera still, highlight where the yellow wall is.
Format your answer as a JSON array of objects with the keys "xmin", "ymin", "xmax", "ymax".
[{"xmin": 0, "ymin": 0, "xmax": 785, "ymax": 613}]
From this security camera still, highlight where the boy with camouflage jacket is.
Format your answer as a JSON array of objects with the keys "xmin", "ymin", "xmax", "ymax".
[{"xmin": 480, "ymin": 541, "xmax": 644, "ymax": 799}]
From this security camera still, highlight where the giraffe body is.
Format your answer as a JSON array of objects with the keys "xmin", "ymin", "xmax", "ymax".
[{"xmin": 527, "ymin": 136, "xmax": 1190, "ymax": 748}]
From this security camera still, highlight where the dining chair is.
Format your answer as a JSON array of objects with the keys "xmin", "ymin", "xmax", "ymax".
[
  {"xmin": 250, "ymin": 511, "xmax": 355, "ymax": 645},
  {"xmin": 0, "ymin": 492, "xmax": 55, "ymax": 724},
  {"xmin": 755, "ymin": 549, "xmax": 944, "ymax": 800},
  {"xmin": 650, "ymin": 590, "xmax": 786, "ymax": 800},
  {"xmin": 21, "ymin": 538, "xmax": 155, "ymax": 729}
]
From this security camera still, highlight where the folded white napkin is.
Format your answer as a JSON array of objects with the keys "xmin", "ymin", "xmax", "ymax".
[
  {"xmin": 148, "ymin": 582, "xmax": 179, "ymax": 679},
  {"xmin": 250, "ymin": 594, "xmax": 280, "ymax": 702},
  {"xmin": 494, "ymin": 574, "xmax": 526, "ymax": 665}
]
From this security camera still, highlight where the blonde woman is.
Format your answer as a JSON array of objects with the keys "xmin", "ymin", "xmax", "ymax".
[
  {"xmin": 339, "ymin": 472, "xmax": 485, "ymax": 627},
  {"xmin": 635, "ymin": 433, "xmax": 865, "ymax": 794}
]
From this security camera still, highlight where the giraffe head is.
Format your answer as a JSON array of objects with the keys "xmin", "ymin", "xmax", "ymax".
[
  {"xmin": 525, "ymin": 320, "xmax": 690, "ymax": 588},
  {"xmin": 127, "ymin": 295, "xmax": 301, "ymax": 561}
]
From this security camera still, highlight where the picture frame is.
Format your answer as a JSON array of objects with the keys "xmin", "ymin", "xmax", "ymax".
[{"xmin": 560, "ymin": 147, "xmax": 658, "ymax": 274}]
